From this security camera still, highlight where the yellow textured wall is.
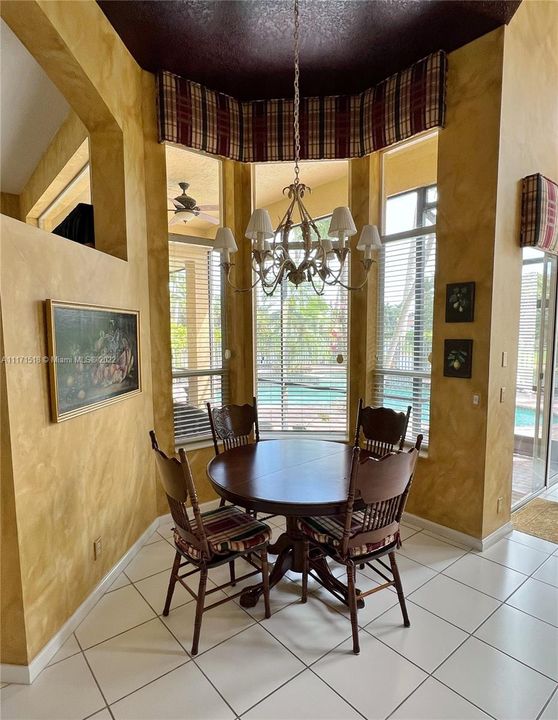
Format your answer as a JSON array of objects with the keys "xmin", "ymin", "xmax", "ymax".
[
  {"xmin": 0, "ymin": 308, "xmax": 28, "ymax": 665},
  {"xmin": 0, "ymin": 0, "xmax": 160, "ymax": 664},
  {"xmin": 406, "ymin": 28, "xmax": 505, "ymax": 537},
  {"xmin": 0, "ymin": 193, "xmax": 20, "ymax": 219},
  {"xmin": 408, "ymin": 4, "xmax": 558, "ymax": 539},
  {"xmin": 383, "ymin": 134, "xmax": 438, "ymax": 199},
  {"xmin": 20, "ymin": 112, "xmax": 87, "ymax": 224},
  {"xmin": 483, "ymin": 0, "xmax": 558, "ymax": 536}
]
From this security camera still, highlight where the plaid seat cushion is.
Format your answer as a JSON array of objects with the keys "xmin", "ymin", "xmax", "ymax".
[
  {"xmin": 296, "ymin": 512, "xmax": 398, "ymax": 558},
  {"xmin": 174, "ymin": 505, "xmax": 271, "ymax": 560}
]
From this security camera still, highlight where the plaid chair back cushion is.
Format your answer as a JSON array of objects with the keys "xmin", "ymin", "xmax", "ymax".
[
  {"xmin": 158, "ymin": 51, "xmax": 447, "ymax": 162},
  {"xmin": 520, "ymin": 174, "xmax": 558, "ymax": 255}
]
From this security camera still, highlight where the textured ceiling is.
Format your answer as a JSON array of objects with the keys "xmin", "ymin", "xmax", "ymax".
[{"xmin": 98, "ymin": 0, "xmax": 520, "ymax": 100}]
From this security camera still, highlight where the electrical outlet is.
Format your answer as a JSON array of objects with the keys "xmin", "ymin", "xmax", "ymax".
[
  {"xmin": 497, "ymin": 497, "xmax": 504, "ymax": 514},
  {"xmin": 472, "ymin": 393, "xmax": 480, "ymax": 406},
  {"xmin": 93, "ymin": 537, "xmax": 102, "ymax": 560}
]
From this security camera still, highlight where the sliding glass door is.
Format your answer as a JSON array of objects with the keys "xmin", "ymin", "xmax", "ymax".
[
  {"xmin": 548, "ymin": 325, "xmax": 558, "ymax": 488},
  {"xmin": 512, "ymin": 249, "xmax": 558, "ymax": 508}
]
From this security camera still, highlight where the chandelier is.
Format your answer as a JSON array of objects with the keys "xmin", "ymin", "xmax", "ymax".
[{"xmin": 213, "ymin": 0, "xmax": 381, "ymax": 296}]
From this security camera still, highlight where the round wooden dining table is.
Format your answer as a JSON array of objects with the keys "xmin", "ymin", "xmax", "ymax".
[{"xmin": 207, "ymin": 438, "xmax": 359, "ymax": 608}]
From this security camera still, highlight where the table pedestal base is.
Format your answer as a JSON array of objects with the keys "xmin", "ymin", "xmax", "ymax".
[{"xmin": 239, "ymin": 519, "xmax": 364, "ymax": 609}]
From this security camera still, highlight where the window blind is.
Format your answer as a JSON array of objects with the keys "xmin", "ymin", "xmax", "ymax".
[
  {"xmin": 516, "ymin": 260, "xmax": 543, "ymax": 394},
  {"xmin": 373, "ymin": 186, "xmax": 436, "ymax": 446},
  {"xmin": 169, "ymin": 239, "xmax": 226, "ymax": 443},
  {"xmin": 255, "ymin": 218, "xmax": 349, "ymax": 438}
]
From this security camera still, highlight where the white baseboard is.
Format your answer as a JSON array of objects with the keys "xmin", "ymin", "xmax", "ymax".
[
  {"xmin": 403, "ymin": 512, "xmax": 513, "ymax": 552},
  {"xmin": 2, "ymin": 499, "xmax": 223, "ymax": 686},
  {"xmin": 478, "ymin": 521, "xmax": 514, "ymax": 550},
  {"xmin": 2, "ymin": 513, "xmax": 172, "ymax": 685}
]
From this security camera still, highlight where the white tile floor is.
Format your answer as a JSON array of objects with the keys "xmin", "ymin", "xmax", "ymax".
[{"xmin": 2, "ymin": 519, "xmax": 558, "ymax": 720}]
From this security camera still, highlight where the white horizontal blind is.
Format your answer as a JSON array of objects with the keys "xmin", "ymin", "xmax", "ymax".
[
  {"xmin": 169, "ymin": 239, "xmax": 226, "ymax": 442},
  {"xmin": 373, "ymin": 186, "xmax": 436, "ymax": 446},
  {"xmin": 255, "ymin": 217, "xmax": 348, "ymax": 438},
  {"xmin": 516, "ymin": 257, "xmax": 543, "ymax": 394}
]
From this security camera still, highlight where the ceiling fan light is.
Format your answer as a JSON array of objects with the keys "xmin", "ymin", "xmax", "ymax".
[{"xmin": 169, "ymin": 211, "xmax": 191, "ymax": 226}]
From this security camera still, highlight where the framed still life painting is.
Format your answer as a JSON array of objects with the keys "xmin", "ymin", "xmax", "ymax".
[{"xmin": 46, "ymin": 300, "xmax": 141, "ymax": 422}]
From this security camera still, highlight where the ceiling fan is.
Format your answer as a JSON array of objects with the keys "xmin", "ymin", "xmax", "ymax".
[{"xmin": 168, "ymin": 181, "xmax": 219, "ymax": 225}]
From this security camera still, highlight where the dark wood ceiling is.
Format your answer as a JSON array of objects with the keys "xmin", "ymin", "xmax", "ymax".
[{"xmin": 98, "ymin": 0, "xmax": 520, "ymax": 100}]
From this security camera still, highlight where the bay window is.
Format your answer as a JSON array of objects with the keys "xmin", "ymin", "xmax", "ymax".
[
  {"xmin": 170, "ymin": 238, "xmax": 227, "ymax": 443},
  {"xmin": 373, "ymin": 185, "xmax": 437, "ymax": 445},
  {"xmin": 255, "ymin": 217, "xmax": 349, "ymax": 438}
]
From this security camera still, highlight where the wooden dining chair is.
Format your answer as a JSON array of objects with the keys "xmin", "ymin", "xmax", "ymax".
[
  {"xmin": 298, "ymin": 435, "xmax": 422, "ymax": 655},
  {"xmin": 207, "ymin": 397, "xmax": 259, "ymax": 508},
  {"xmin": 207, "ymin": 398, "xmax": 276, "ymax": 521},
  {"xmin": 353, "ymin": 399, "xmax": 411, "ymax": 457},
  {"xmin": 149, "ymin": 430, "xmax": 271, "ymax": 655},
  {"xmin": 207, "ymin": 397, "xmax": 260, "ymax": 454}
]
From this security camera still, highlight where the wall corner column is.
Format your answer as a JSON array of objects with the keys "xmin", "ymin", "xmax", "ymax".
[
  {"xmin": 348, "ymin": 155, "xmax": 381, "ymax": 435},
  {"xmin": 222, "ymin": 160, "xmax": 254, "ymax": 405}
]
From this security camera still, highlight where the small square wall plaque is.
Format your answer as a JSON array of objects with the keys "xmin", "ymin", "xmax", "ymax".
[
  {"xmin": 444, "ymin": 339, "xmax": 473, "ymax": 379},
  {"xmin": 445, "ymin": 282, "xmax": 475, "ymax": 323}
]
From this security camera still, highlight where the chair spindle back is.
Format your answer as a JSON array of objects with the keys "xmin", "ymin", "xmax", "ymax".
[
  {"xmin": 207, "ymin": 397, "xmax": 260, "ymax": 455},
  {"xmin": 353, "ymin": 399, "xmax": 411, "ymax": 457},
  {"xmin": 149, "ymin": 431, "xmax": 210, "ymax": 558},
  {"xmin": 341, "ymin": 436, "xmax": 422, "ymax": 557}
]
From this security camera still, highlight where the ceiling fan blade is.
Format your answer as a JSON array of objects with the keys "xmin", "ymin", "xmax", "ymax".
[
  {"xmin": 197, "ymin": 204, "xmax": 220, "ymax": 211},
  {"xmin": 168, "ymin": 197, "xmax": 182, "ymax": 209},
  {"xmin": 196, "ymin": 212, "xmax": 220, "ymax": 225}
]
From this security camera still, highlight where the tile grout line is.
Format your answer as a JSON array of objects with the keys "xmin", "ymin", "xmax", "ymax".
[
  {"xmin": 95, "ymin": 559, "xmax": 241, "ymax": 718},
  {"xmin": 233, "ymin": 666, "xmax": 310, "ymax": 719},
  {"xmin": 74, "ymin": 632, "xmax": 116, "ymax": 719},
  {"xmin": 537, "ymin": 684, "xmax": 558, "ymax": 720},
  {"xmin": 363, "ymin": 595, "xmax": 505, "ymax": 720},
  {"xmin": 82, "ymin": 706, "xmax": 114, "ymax": 720},
  {"xmin": 16, "ymin": 525, "xmax": 556, "ymax": 720},
  {"xmin": 136, "ymin": 583, "xmax": 243, "ymax": 720},
  {"xmin": 105, "ymin": 659, "xmax": 191, "ymax": 713},
  {"xmin": 359, "ymin": 544, "xmax": 558, "ymax": 706}
]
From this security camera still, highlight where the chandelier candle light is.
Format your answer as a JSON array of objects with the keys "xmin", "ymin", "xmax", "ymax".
[{"xmin": 213, "ymin": 0, "xmax": 382, "ymax": 296}]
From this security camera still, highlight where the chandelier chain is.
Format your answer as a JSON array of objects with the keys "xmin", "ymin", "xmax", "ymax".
[
  {"xmin": 217, "ymin": 0, "xmax": 375, "ymax": 295},
  {"xmin": 293, "ymin": 0, "xmax": 301, "ymax": 185}
]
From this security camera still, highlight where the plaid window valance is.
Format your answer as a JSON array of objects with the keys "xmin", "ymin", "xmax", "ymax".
[
  {"xmin": 157, "ymin": 51, "xmax": 447, "ymax": 162},
  {"xmin": 520, "ymin": 174, "xmax": 558, "ymax": 256}
]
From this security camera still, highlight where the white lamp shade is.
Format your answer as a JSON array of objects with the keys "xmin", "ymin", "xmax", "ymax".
[
  {"xmin": 214, "ymin": 227, "xmax": 238, "ymax": 252},
  {"xmin": 245, "ymin": 209, "xmax": 274, "ymax": 240},
  {"xmin": 328, "ymin": 206, "xmax": 357, "ymax": 238},
  {"xmin": 356, "ymin": 224, "xmax": 382, "ymax": 251}
]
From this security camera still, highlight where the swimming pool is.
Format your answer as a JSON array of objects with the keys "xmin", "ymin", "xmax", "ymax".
[{"xmin": 515, "ymin": 405, "xmax": 558, "ymax": 428}]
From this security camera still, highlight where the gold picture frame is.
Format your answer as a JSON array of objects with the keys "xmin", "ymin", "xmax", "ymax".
[{"xmin": 46, "ymin": 300, "xmax": 141, "ymax": 422}]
